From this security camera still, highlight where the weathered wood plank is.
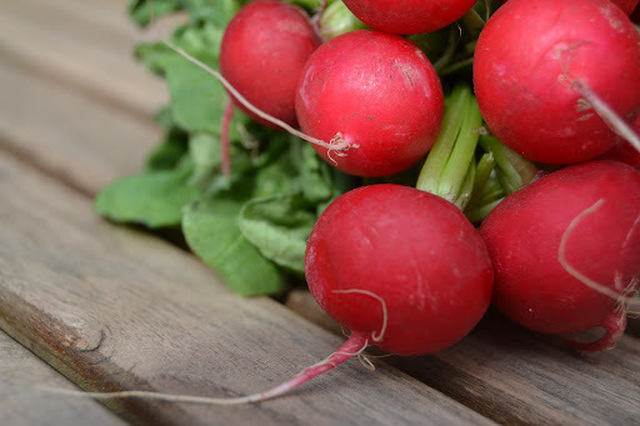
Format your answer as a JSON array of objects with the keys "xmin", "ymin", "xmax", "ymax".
[
  {"xmin": 0, "ymin": 152, "xmax": 494, "ymax": 425},
  {"xmin": 0, "ymin": 330, "xmax": 126, "ymax": 426},
  {"xmin": 0, "ymin": 61, "xmax": 161, "ymax": 195},
  {"xmin": 287, "ymin": 290, "xmax": 640, "ymax": 425},
  {"xmin": 0, "ymin": 0, "xmax": 170, "ymax": 120}
]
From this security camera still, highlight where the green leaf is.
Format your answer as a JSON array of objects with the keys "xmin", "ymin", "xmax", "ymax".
[
  {"xmin": 183, "ymin": 198, "xmax": 287, "ymax": 296},
  {"xmin": 299, "ymin": 143, "xmax": 337, "ymax": 203},
  {"xmin": 251, "ymin": 140, "xmax": 300, "ymax": 198},
  {"xmin": 239, "ymin": 195, "xmax": 317, "ymax": 274},
  {"xmin": 160, "ymin": 52, "xmax": 228, "ymax": 134},
  {"xmin": 145, "ymin": 129, "xmax": 189, "ymax": 171},
  {"xmin": 189, "ymin": 132, "xmax": 222, "ymax": 184},
  {"xmin": 128, "ymin": 0, "xmax": 182, "ymax": 27},
  {"xmin": 181, "ymin": 0, "xmax": 244, "ymax": 25},
  {"xmin": 95, "ymin": 160, "xmax": 202, "ymax": 228},
  {"xmin": 134, "ymin": 41, "xmax": 174, "ymax": 76}
]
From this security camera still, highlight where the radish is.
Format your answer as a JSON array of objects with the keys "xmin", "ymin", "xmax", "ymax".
[
  {"xmin": 341, "ymin": 0, "xmax": 478, "ymax": 35},
  {"xmin": 296, "ymin": 30, "xmax": 444, "ymax": 177},
  {"xmin": 305, "ymin": 184, "xmax": 494, "ymax": 355},
  {"xmin": 480, "ymin": 160, "xmax": 640, "ymax": 351},
  {"xmin": 219, "ymin": 0, "xmax": 321, "ymax": 128},
  {"xmin": 473, "ymin": 0, "xmax": 640, "ymax": 164},
  {"xmin": 499, "ymin": 0, "xmax": 640, "ymax": 15}
]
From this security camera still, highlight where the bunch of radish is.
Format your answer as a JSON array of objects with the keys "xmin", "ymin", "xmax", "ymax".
[{"xmin": 81, "ymin": 0, "xmax": 639, "ymax": 405}]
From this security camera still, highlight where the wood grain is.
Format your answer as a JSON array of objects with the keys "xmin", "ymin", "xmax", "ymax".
[
  {"xmin": 0, "ymin": 152, "xmax": 493, "ymax": 425},
  {"xmin": 288, "ymin": 290, "xmax": 640, "ymax": 425},
  {"xmin": 0, "ymin": 61, "xmax": 161, "ymax": 196},
  {"xmin": 0, "ymin": 330, "xmax": 126, "ymax": 426},
  {"xmin": 0, "ymin": 0, "xmax": 170, "ymax": 121}
]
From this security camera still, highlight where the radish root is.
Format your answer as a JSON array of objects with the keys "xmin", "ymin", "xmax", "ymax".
[
  {"xmin": 571, "ymin": 81, "xmax": 640, "ymax": 154},
  {"xmin": 557, "ymin": 42, "xmax": 640, "ymax": 154},
  {"xmin": 561, "ymin": 304, "xmax": 627, "ymax": 351},
  {"xmin": 332, "ymin": 288, "xmax": 388, "ymax": 342},
  {"xmin": 558, "ymin": 199, "xmax": 620, "ymax": 301},
  {"xmin": 559, "ymin": 199, "xmax": 639, "ymax": 306},
  {"xmin": 164, "ymin": 41, "xmax": 356, "ymax": 157},
  {"xmin": 38, "ymin": 331, "xmax": 370, "ymax": 405}
]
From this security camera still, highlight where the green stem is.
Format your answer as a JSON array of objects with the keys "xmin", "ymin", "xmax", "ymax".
[
  {"xmin": 457, "ymin": 160, "xmax": 476, "ymax": 210},
  {"xmin": 416, "ymin": 87, "xmax": 468, "ymax": 193},
  {"xmin": 317, "ymin": 1, "xmax": 368, "ymax": 40},
  {"xmin": 474, "ymin": 175, "xmax": 505, "ymax": 206},
  {"xmin": 465, "ymin": 161, "xmax": 506, "ymax": 223},
  {"xmin": 433, "ymin": 26, "xmax": 461, "ymax": 72},
  {"xmin": 465, "ymin": 198, "xmax": 503, "ymax": 224},
  {"xmin": 416, "ymin": 85, "xmax": 483, "ymax": 210},
  {"xmin": 438, "ymin": 57, "xmax": 474, "ymax": 77},
  {"xmin": 461, "ymin": 7, "xmax": 485, "ymax": 36},
  {"xmin": 287, "ymin": 0, "xmax": 325, "ymax": 10},
  {"xmin": 479, "ymin": 135, "xmax": 538, "ymax": 194},
  {"xmin": 471, "ymin": 152, "xmax": 496, "ymax": 197}
]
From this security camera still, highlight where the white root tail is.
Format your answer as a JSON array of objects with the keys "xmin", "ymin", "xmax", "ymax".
[
  {"xmin": 332, "ymin": 288, "xmax": 389, "ymax": 342},
  {"xmin": 39, "ymin": 331, "xmax": 370, "ymax": 405},
  {"xmin": 164, "ymin": 41, "xmax": 355, "ymax": 157},
  {"xmin": 559, "ymin": 198, "xmax": 639, "ymax": 305},
  {"xmin": 571, "ymin": 81, "xmax": 640, "ymax": 154}
]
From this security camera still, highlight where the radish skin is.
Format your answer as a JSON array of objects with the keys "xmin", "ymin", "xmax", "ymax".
[
  {"xmin": 296, "ymin": 30, "xmax": 444, "ymax": 177},
  {"xmin": 474, "ymin": 0, "xmax": 640, "ymax": 164},
  {"xmin": 306, "ymin": 184, "xmax": 494, "ymax": 355},
  {"xmin": 219, "ymin": 0, "xmax": 321, "ymax": 128},
  {"xmin": 480, "ymin": 161, "xmax": 640, "ymax": 350},
  {"xmin": 341, "ymin": 0, "xmax": 478, "ymax": 35}
]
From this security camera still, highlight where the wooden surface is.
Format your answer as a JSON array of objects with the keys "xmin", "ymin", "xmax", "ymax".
[
  {"xmin": 0, "ymin": 0, "xmax": 638, "ymax": 425},
  {"xmin": 0, "ymin": 330, "xmax": 126, "ymax": 426}
]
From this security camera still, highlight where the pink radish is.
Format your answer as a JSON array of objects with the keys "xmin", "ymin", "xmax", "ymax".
[
  {"xmin": 306, "ymin": 184, "xmax": 494, "ymax": 355},
  {"xmin": 473, "ymin": 0, "xmax": 640, "ymax": 164},
  {"xmin": 296, "ymin": 30, "xmax": 444, "ymax": 177},
  {"xmin": 480, "ymin": 160, "xmax": 640, "ymax": 351},
  {"xmin": 499, "ymin": 0, "xmax": 640, "ymax": 15},
  {"xmin": 219, "ymin": 0, "xmax": 321, "ymax": 128},
  {"xmin": 340, "ymin": 0, "xmax": 478, "ymax": 35}
]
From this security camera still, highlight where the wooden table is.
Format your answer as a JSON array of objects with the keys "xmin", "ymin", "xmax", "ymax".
[{"xmin": 1, "ymin": 1, "xmax": 638, "ymax": 424}]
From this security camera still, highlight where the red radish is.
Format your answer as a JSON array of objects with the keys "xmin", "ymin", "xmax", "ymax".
[
  {"xmin": 499, "ymin": 0, "xmax": 640, "ymax": 16},
  {"xmin": 340, "ymin": 0, "xmax": 478, "ymax": 35},
  {"xmin": 480, "ymin": 161, "xmax": 640, "ymax": 351},
  {"xmin": 219, "ymin": 0, "xmax": 321, "ymax": 128},
  {"xmin": 473, "ymin": 0, "xmax": 640, "ymax": 164},
  {"xmin": 306, "ymin": 184, "xmax": 494, "ymax": 355},
  {"xmin": 296, "ymin": 30, "xmax": 444, "ymax": 177}
]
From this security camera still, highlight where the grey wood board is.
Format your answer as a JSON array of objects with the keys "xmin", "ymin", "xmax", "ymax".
[{"xmin": 0, "ymin": 330, "xmax": 127, "ymax": 426}]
